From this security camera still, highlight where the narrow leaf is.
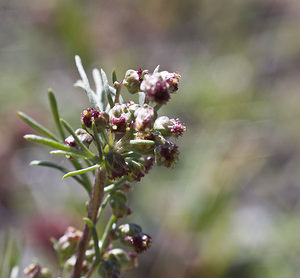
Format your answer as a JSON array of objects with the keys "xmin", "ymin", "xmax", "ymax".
[
  {"xmin": 100, "ymin": 69, "xmax": 114, "ymax": 108},
  {"xmin": 83, "ymin": 217, "xmax": 101, "ymax": 265},
  {"xmin": 17, "ymin": 111, "xmax": 58, "ymax": 141},
  {"xmin": 112, "ymin": 68, "xmax": 117, "ymax": 83},
  {"xmin": 92, "ymin": 68, "xmax": 104, "ymax": 111},
  {"xmin": 62, "ymin": 164, "xmax": 100, "ymax": 179},
  {"xmin": 70, "ymin": 159, "xmax": 92, "ymax": 194},
  {"xmin": 153, "ymin": 65, "xmax": 160, "ymax": 73},
  {"xmin": 50, "ymin": 150, "xmax": 88, "ymax": 160},
  {"xmin": 30, "ymin": 160, "xmax": 86, "ymax": 188},
  {"xmin": 60, "ymin": 119, "xmax": 95, "ymax": 159},
  {"xmin": 92, "ymin": 121, "xmax": 103, "ymax": 161},
  {"xmin": 129, "ymin": 139, "xmax": 155, "ymax": 146},
  {"xmin": 75, "ymin": 55, "xmax": 98, "ymax": 108},
  {"xmin": 48, "ymin": 89, "xmax": 65, "ymax": 141},
  {"xmin": 75, "ymin": 55, "xmax": 90, "ymax": 88},
  {"xmin": 154, "ymin": 103, "xmax": 163, "ymax": 112},
  {"xmin": 24, "ymin": 134, "xmax": 87, "ymax": 157}
]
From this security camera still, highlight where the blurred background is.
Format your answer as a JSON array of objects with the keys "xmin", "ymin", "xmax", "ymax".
[{"xmin": 1, "ymin": 0, "xmax": 300, "ymax": 277}]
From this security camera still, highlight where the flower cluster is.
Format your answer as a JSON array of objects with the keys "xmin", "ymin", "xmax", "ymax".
[
  {"xmin": 124, "ymin": 68, "xmax": 180, "ymax": 105},
  {"xmin": 21, "ymin": 57, "xmax": 185, "ymax": 278}
]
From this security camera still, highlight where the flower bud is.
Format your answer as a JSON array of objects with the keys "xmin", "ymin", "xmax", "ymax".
[
  {"xmin": 52, "ymin": 227, "xmax": 82, "ymax": 262},
  {"xmin": 123, "ymin": 69, "xmax": 141, "ymax": 94},
  {"xmin": 154, "ymin": 116, "xmax": 186, "ymax": 138},
  {"xmin": 124, "ymin": 233, "xmax": 152, "ymax": 253},
  {"xmin": 75, "ymin": 128, "xmax": 93, "ymax": 147},
  {"xmin": 64, "ymin": 135, "xmax": 77, "ymax": 148},
  {"xmin": 109, "ymin": 104, "xmax": 132, "ymax": 133},
  {"xmin": 105, "ymin": 248, "xmax": 138, "ymax": 271},
  {"xmin": 109, "ymin": 191, "xmax": 131, "ymax": 218},
  {"xmin": 24, "ymin": 264, "xmax": 52, "ymax": 278},
  {"xmin": 134, "ymin": 105, "xmax": 156, "ymax": 132},
  {"xmin": 65, "ymin": 256, "xmax": 89, "ymax": 274},
  {"xmin": 155, "ymin": 141, "xmax": 179, "ymax": 168},
  {"xmin": 81, "ymin": 108, "xmax": 109, "ymax": 131},
  {"xmin": 117, "ymin": 223, "xmax": 142, "ymax": 238},
  {"xmin": 160, "ymin": 71, "xmax": 181, "ymax": 93},
  {"xmin": 141, "ymin": 73, "xmax": 170, "ymax": 104}
]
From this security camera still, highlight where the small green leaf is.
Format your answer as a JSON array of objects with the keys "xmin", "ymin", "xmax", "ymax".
[
  {"xmin": 60, "ymin": 118, "xmax": 96, "ymax": 159},
  {"xmin": 30, "ymin": 160, "xmax": 87, "ymax": 188},
  {"xmin": 50, "ymin": 150, "xmax": 89, "ymax": 160},
  {"xmin": 17, "ymin": 111, "xmax": 58, "ymax": 141},
  {"xmin": 112, "ymin": 68, "xmax": 117, "ymax": 83},
  {"xmin": 129, "ymin": 139, "xmax": 155, "ymax": 146},
  {"xmin": 92, "ymin": 121, "xmax": 103, "ymax": 160},
  {"xmin": 24, "ymin": 134, "xmax": 86, "ymax": 157},
  {"xmin": 62, "ymin": 164, "xmax": 101, "ymax": 179},
  {"xmin": 48, "ymin": 89, "xmax": 65, "ymax": 141},
  {"xmin": 83, "ymin": 217, "xmax": 101, "ymax": 266},
  {"xmin": 100, "ymin": 69, "xmax": 114, "ymax": 108}
]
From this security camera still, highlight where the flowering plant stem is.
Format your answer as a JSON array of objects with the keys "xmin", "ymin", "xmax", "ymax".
[
  {"xmin": 71, "ymin": 167, "xmax": 106, "ymax": 278},
  {"xmin": 20, "ymin": 56, "xmax": 185, "ymax": 278}
]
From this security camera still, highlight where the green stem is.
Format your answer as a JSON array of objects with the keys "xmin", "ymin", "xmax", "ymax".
[{"xmin": 99, "ymin": 215, "xmax": 117, "ymax": 256}]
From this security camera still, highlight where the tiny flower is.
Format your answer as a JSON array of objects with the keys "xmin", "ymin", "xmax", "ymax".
[
  {"xmin": 75, "ymin": 128, "xmax": 93, "ymax": 147},
  {"xmin": 24, "ymin": 264, "xmax": 51, "ymax": 278},
  {"xmin": 155, "ymin": 141, "xmax": 179, "ymax": 168},
  {"xmin": 105, "ymin": 248, "xmax": 138, "ymax": 271},
  {"xmin": 160, "ymin": 71, "xmax": 181, "ymax": 93},
  {"xmin": 154, "ymin": 116, "xmax": 186, "ymax": 138},
  {"xmin": 64, "ymin": 135, "xmax": 77, "ymax": 148},
  {"xmin": 124, "ymin": 233, "xmax": 152, "ymax": 253},
  {"xmin": 124, "ymin": 69, "xmax": 144, "ymax": 94},
  {"xmin": 64, "ymin": 129, "xmax": 93, "ymax": 149},
  {"xmin": 117, "ymin": 223, "xmax": 142, "ymax": 238},
  {"xmin": 81, "ymin": 108, "xmax": 109, "ymax": 130},
  {"xmin": 134, "ymin": 105, "xmax": 156, "ymax": 132},
  {"xmin": 109, "ymin": 104, "xmax": 132, "ymax": 133},
  {"xmin": 52, "ymin": 227, "xmax": 82, "ymax": 261}
]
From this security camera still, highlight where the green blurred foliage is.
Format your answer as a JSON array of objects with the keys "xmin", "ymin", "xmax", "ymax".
[{"xmin": 1, "ymin": 0, "xmax": 300, "ymax": 277}]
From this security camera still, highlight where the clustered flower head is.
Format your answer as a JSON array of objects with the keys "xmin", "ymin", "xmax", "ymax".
[
  {"xmin": 73, "ymin": 66, "xmax": 185, "ymax": 182},
  {"xmin": 21, "ymin": 57, "xmax": 185, "ymax": 278}
]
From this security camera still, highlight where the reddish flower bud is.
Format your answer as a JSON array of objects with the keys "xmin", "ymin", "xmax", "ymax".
[
  {"xmin": 154, "ymin": 116, "xmax": 186, "ymax": 138},
  {"xmin": 124, "ymin": 233, "xmax": 152, "ymax": 253},
  {"xmin": 64, "ymin": 135, "xmax": 77, "ymax": 148},
  {"xmin": 109, "ymin": 104, "xmax": 132, "ymax": 133},
  {"xmin": 160, "ymin": 71, "xmax": 181, "ymax": 93},
  {"xmin": 155, "ymin": 141, "xmax": 179, "ymax": 168},
  {"xmin": 52, "ymin": 227, "xmax": 82, "ymax": 262},
  {"xmin": 134, "ymin": 105, "xmax": 156, "ymax": 132},
  {"xmin": 81, "ymin": 108, "xmax": 108, "ymax": 130},
  {"xmin": 124, "ymin": 69, "xmax": 142, "ymax": 94}
]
